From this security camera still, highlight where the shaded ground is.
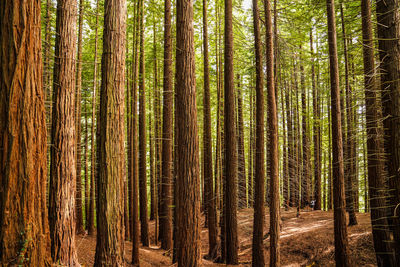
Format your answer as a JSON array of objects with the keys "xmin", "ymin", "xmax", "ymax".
[{"xmin": 77, "ymin": 208, "xmax": 376, "ymax": 266}]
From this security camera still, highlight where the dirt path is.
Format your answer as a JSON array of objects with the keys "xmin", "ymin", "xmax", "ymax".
[{"xmin": 77, "ymin": 208, "xmax": 377, "ymax": 266}]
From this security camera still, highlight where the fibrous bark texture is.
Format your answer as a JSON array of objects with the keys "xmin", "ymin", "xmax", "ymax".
[
  {"xmin": 0, "ymin": 1, "xmax": 51, "ymax": 265},
  {"xmin": 94, "ymin": 0, "xmax": 126, "ymax": 265},
  {"xmin": 175, "ymin": 0, "xmax": 201, "ymax": 264}
]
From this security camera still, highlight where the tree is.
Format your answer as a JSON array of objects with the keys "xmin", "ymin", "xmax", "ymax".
[
  {"xmin": 75, "ymin": 0, "xmax": 85, "ymax": 235},
  {"xmin": 94, "ymin": 0, "xmax": 126, "ymax": 264},
  {"xmin": 175, "ymin": 0, "xmax": 201, "ymax": 263},
  {"xmin": 0, "ymin": 1, "xmax": 50, "ymax": 265},
  {"xmin": 251, "ymin": 0, "xmax": 265, "ymax": 264},
  {"xmin": 326, "ymin": 0, "xmax": 350, "ymax": 266},
  {"xmin": 138, "ymin": 0, "xmax": 149, "ymax": 247},
  {"xmin": 376, "ymin": 0, "xmax": 400, "ymax": 262},
  {"xmin": 130, "ymin": 0, "xmax": 140, "ymax": 264},
  {"xmin": 265, "ymin": 0, "xmax": 280, "ymax": 266},
  {"xmin": 224, "ymin": 0, "xmax": 239, "ymax": 261},
  {"xmin": 88, "ymin": 0, "xmax": 100, "ymax": 236},
  {"xmin": 49, "ymin": 0, "xmax": 80, "ymax": 264},
  {"xmin": 202, "ymin": 0, "xmax": 218, "ymax": 259},
  {"xmin": 160, "ymin": 0, "xmax": 173, "ymax": 250},
  {"xmin": 361, "ymin": 0, "xmax": 396, "ymax": 265}
]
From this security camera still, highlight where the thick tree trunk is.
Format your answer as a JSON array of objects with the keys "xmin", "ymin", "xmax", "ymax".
[
  {"xmin": 362, "ymin": 1, "xmax": 397, "ymax": 265},
  {"xmin": 138, "ymin": 0, "xmax": 149, "ymax": 247},
  {"xmin": 94, "ymin": 0, "xmax": 126, "ymax": 264},
  {"xmin": 265, "ymin": 0, "xmax": 280, "ymax": 266},
  {"xmin": 251, "ymin": 0, "xmax": 265, "ymax": 264},
  {"xmin": 49, "ymin": 0, "xmax": 80, "ymax": 265},
  {"xmin": 175, "ymin": 0, "xmax": 201, "ymax": 264},
  {"xmin": 326, "ymin": 0, "xmax": 350, "ymax": 266},
  {"xmin": 202, "ymin": 0, "xmax": 218, "ymax": 259},
  {"xmin": 0, "ymin": 1, "xmax": 51, "ymax": 265},
  {"xmin": 376, "ymin": 0, "xmax": 400, "ymax": 263},
  {"xmin": 224, "ymin": 0, "xmax": 239, "ymax": 262}
]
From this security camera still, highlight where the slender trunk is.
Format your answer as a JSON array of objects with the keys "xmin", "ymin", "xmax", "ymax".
[
  {"xmin": 251, "ymin": 0, "xmax": 265, "ymax": 264},
  {"xmin": 265, "ymin": 0, "xmax": 280, "ymax": 265},
  {"xmin": 94, "ymin": 0, "xmax": 126, "ymax": 264},
  {"xmin": 362, "ymin": 1, "xmax": 396, "ymax": 265},
  {"xmin": 340, "ymin": 3, "xmax": 357, "ymax": 226},
  {"xmin": 0, "ymin": 1, "xmax": 51, "ymax": 264},
  {"xmin": 138, "ymin": 0, "xmax": 149, "ymax": 247},
  {"xmin": 326, "ymin": 0, "xmax": 350, "ymax": 266},
  {"xmin": 88, "ymin": 0, "xmax": 99, "ymax": 236},
  {"xmin": 224, "ymin": 0, "xmax": 239, "ymax": 262},
  {"xmin": 202, "ymin": 0, "xmax": 218, "ymax": 259},
  {"xmin": 130, "ymin": 0, "xmax": 140, "ymax": 263},
  {"xmin": 237, "ymin": 76, "xmax": 247, "ymax": 209},
  {"xmin": 75, "ymin": 0, "xmax": 85, "ymax": 235},
  {"xmin": 160, "ymin": 0, "xmax": 173, "ymax": 250}
]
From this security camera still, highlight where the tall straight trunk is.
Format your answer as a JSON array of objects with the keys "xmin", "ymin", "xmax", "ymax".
[
  {"xmin": 75, "ymin": 0, "xmax": 85, "ymax": 235},
  {"xmin": 84, "ymin": 100, "xmax": 89, "ymax": 230},
  {"xmin": 94, "ymin": 0, "xmax": 126, "ymax": 264},
  {"xmin": 0, "ymin": 1, "xmax": 51, "ymax": 265},
  {"xmin": 175, "ymin": 0, "xmax": 201, "ymax": 264},
  {"xmin": 326, "ymin": 0, "xmax": 350, "ymax": 266},
  {"xmin": 265, "ymin": 0, "xmax": 280, "ymax": 265},
  {"xmin": 248, "ymin": 83, "xmax": 254, "ymax": 208},
  {"xmin": 138, "ymin": 0, "xmax": 149, "ymax": 247},
  {"xmin": 224, "ymin": 0, "xmax": 239, "ymax": 262},
  {"xmin": 251, "ymin": 0, "xmax": 265, "ymax": 264},
  {"xmin": 150, "ymin": 21, "xmax": 157, "ymax": 222},
  {"xmin": 328, "ymin": 94, "xmax": 333, "ymax": 211},
  {"xmin": 311, "ymin": 29, "xmax": 322, "ymax": 211},
  {"xmin": 340, "ymin": 3, "xmax": 357, "ymax": 226},
  {"xmin": 88, "ymin": 0, "xmax": 99, "ymax": 236},
  {"xmin": 49, "ymin": 0, "xmax": 79, "ymax": 265},
  {"xmin": 202, "ymin": 0, "xmax": 218, "ymax": 259},
  {"xmin": 361, "ymin": 1, "xmax": 397, "ymax": 265},
  {"xmin": 376, "ymin": 0, "xmax": 400, "ymax": 262},
  {"xmin": 285, "ymin": 79, "xmax": 292, "ymax": 209},
  {"xmin": 130, "ymin": 0, "xmax": 140, "ymax": 263},
  {"xmin": 215, "ymin": 4, "xmax": 222, "ymax": 211},
  {"xmin": 300, "ymin": 56, "xmax": 310, "ymax": 208},
  {"xmin": 160, "ymin": 0, "xmax": 173, "ymax": 250},
  {"xmin": 237, "ymin": 76, "xmax": 247, "ymax": 209}
]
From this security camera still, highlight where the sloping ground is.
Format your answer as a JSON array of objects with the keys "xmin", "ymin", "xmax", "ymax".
[{"xmin": 76, "ymin": 208, "xmax": 376, "ymax": 266}]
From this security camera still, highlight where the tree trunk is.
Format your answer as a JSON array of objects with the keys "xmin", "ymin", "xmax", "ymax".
[
  {"xmin": 202, "ymin": 0, "xmax": 218, "ymax": 259},
  {"xmin": 88, "ymin": 0, "xmax": 99, "ymax": 236},
  {"xmin": 138, "ymin": 0, "xmax": 149, "ymax": 247},
  {"xmin": 362, "ymin": 1, "xmax": 397, "ymax": 265},
  {"xmin": 311, "ymin": 29, "xmax": 322, "ymax": 211},
  {"xmin": 49, "ymin": 0, "xmax": 80, "ymax": 265},
  {"xmin": 265, "ymin": 0, "xmax": 280, "ymax": 266},
  {"xmin": 326, "ymin": 0, "xmax": 350, "ymax": 266},
  {"xmin": 160, "ymin": 0, "xmax": 173, "ymax": 250},
  {"xmin": 376, "ymin": 0, "xmax": 400, "ymax": 262},
  {"xmin": 175, "ymin": 0, "xmax": 201, "ymax": 264},
  {"xmin": 0, "ymin": 1, "xmax": 51, "ymax": 265},
  {"xmin": 75, "ymin": 0, "xmax": 85, "ymax": 235},
  {"xmin": 237, "ymin": 75, "xmax": 247, "ymax": 209},
  {"xmin": 224, "ymin": 0, "xmax": 239, "ymax": 262},
  {"xmin": 130, "ymin": 0, "xmax": 140, "ymax": 264},
  {"xmin": 340, "ymin": 3, "xmax": 357, "ymax": 226},
  {"xmin": 251, "ymin": 0, "xmax": 265, "ymax": 264},
  {"xmin": 94, "ymin": 0, "xmax": 126, "ymax": 264}
]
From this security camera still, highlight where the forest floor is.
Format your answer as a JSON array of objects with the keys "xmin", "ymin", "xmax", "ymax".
[{"xmin": 76, "ymin": 208, "xmax": 377, "ymax": 266}]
